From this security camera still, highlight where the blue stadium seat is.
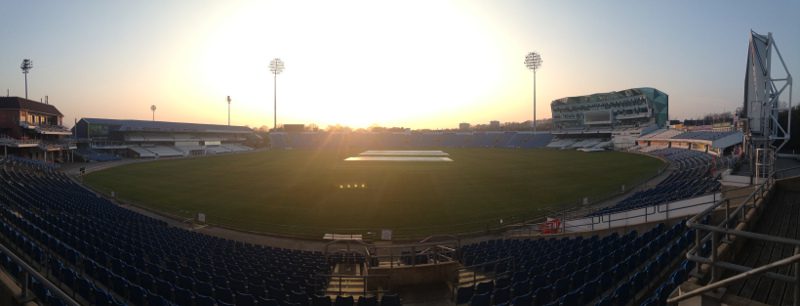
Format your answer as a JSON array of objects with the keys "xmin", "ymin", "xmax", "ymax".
[
  {"xmin": 558, "ymin": 290, "xmax": 579, "ymax": 306},
  {"xmin": 594, "ymin": 296, "xmax": 611, "ymax": 306},
  {"xmin": 147, "ymin": 294, "xmax": 171, "ymax": 306},
  {"xmin": 579, "ymin": 280, "xmax": 597, "ymax": 304},
  {"xmin": 510, "ymin": 293, "xmax": 532, "ymax": 306},
  {"xmin": 492, "ymin": 286, "xmax": 511, "ymax": 305},
  {"xmin": 381, "ymin": 294, "xmax": 401, "ymax": 306},
  {"xmin": 532, "ymin": 285, "xmax": 552, "ymax": 306},
  {"xmin": 456, "ymin": 286, "xmax": 474, "ymax": 305},
  {"xmin": 259, "ymin": 296, "xmax": 280, "ymax": 306},
  {"xmin": 335, "ymin": 295, "xmax": 355, "ymax": 306},
  {"xmin": 470, "ymin": 293, "xmax": 491, "ymax": 306},
  {"xmin": 194, "ymin": 294, "xmax": 216, "ymax": 306},
  {"xmin": 174, "ymin": 287, "xmax": 194, "ymax": 306},
  {"xmin": 311, "ymin": 295, "xmax": 332, "ymax": 306},
  {"xmin": 356, "ymin": 295, "xmax": 378, "ymax": 306},
  {"xmin": 476, "ymin": 281, "xmax": 494, "ymax": 295},
  {"xmin": 495, "ymin": 277, "xmax": 511, "ymax": 289}
]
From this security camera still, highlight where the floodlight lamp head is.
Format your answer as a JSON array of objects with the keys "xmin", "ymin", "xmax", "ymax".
[
  {"xmin": 269, "ymin": 58, "xmax": 285, "ymax": 75},
  {"xmin": 20, "ymin": 59, "xmax": 33, "ymax": 74},
  {"xmin": 525, "ymin": 52, "xmax": 542, "ymax": 71}
]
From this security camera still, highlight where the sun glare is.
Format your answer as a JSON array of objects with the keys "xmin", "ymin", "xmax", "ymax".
[{"xmin": 191, "ymin": 1, "xmax": 511, "ymax": 129}]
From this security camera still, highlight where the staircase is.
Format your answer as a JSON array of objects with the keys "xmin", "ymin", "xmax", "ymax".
[
  {"xmin": 326, "ymin": 263, "xmax": 369, "ymax": 298},
  {"xmin": 456, "ymin": 268, "xmax": 493, "ymax": 289}
]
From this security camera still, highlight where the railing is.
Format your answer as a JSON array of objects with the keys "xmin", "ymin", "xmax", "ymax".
[
  {"xmin": 38, "ymin": 142, "xmax": 64, "ymax": 151},
  {"xmin": 323, "ymin": 274, "xmax": 392, "ymax": 297},
  {"xmin": 452, "ymin": 256, "xmax": 514, "ymax": 291},
  {"xmin": 0, "ymin": 137, "xmax": 41, "ymax": 146},
  {"xmin": 34, "ymin": 125, "xmax": 71, "ymax": 135},
  {"xmin": 89, "ymin": 141, "xmax": 127, "ymax": 148},
  {"xmin": 667, "ymin": 166, "xmax": 800, "ymax": 305},
  {"xmin": 365, "ymin": 240, "xmax": 460, "ymax": 269},
  {"xmin": 0, "ymin": 242, "xmax": 80, "ymax": 306},
  {"xmin": 504, "ymin": 192, "xmax": 724, "ymax": 237},
  {"xmin": 452, "ymin": 257, "xmax": 515, "ymax": 302}
]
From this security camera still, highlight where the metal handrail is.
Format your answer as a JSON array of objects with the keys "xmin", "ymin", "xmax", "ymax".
[
  {"xmin": 0, "ymin": 242, "xmax": 81, "ymax": 306},
  {"xmin": 365, "ymin": 240, "xmax": 460, "ymax": 269},
  {"xmin": 506, "ymin": 192, "xmax": 726, "ymax": 237},
  {"xmin": 668, "ymin": 167, "xmax": 800, "ymax": 305},
  {"xmin": 322, "ymin": 273, "xmax": 392, "ymax": 297},
  {"xmin": 452, "ymin": 257, "xmax": 514, "ymax": 299}
]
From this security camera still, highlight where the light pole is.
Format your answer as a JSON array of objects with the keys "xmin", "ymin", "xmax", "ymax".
[
  {"xmin": 150, "ymin": 105, "xmax": 157, "ymax": 121},
  {"xmin": 525, "ymin": 52, "xmax": 543, "ymax": 133},
  {"xmin": 227, "ymin": 96, "xmax": 231, "ymax": 126},
  {"xmin": 269, "ymin": 58, "xmax": 285, "ymax": 131},
  {"xmin": 20, "ymin": 59, "xmax": 33, "ymax": 100}
]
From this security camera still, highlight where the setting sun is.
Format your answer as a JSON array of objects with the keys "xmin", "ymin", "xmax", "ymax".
[{"xmin": 187, "ymin": 1, "xmax": 518, "ymax": 129}]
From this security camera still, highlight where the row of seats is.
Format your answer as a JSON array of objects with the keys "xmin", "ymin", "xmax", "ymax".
[
  {"xmin": 639, "ymin": 260, "xmax": 694, "ymax": 306},
  {"xmin": 457, "ymin": 222, "xmax": 689, "ymax": 306},
  {"xmin": 76, "ymin": 149, "xmax": 123, "ymax": 162},
  {"xmin": 593, "ymin": 228, "xmax": 693, "ymax": 306},
  {"xmin": 0, "ymin": 160, "xmax": 390, "ymax": 306},
  {"xmin": 0, "ymin": 155, "xmax": 60, "ymax": 170},
  {"xmin": 590, "ymin": 148, "xmax": 720, "ymax": 216},
  {"xmin": 308, "ymin": 294, "xmax": 399, "ymax": 306}
]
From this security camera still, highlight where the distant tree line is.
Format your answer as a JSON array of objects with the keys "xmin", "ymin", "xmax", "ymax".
[
  {"xmin": 777, "ymin": 105, "xmax": 800, "ymax": 153},
  {"xmin": 681, "ymin": 112, "xmax": 735, "ymax": 126}
]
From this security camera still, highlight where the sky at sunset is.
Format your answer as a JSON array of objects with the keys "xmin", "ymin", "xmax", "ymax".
[{"xmin": 1, "ymin": 1, "xmax": 798, "ymax": 129}]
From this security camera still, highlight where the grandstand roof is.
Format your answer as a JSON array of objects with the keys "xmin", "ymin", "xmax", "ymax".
[
  {"xmin": 551, "ymin": 87, "xmax": 663, "ymax": 105},
  {"xmin": 0, "ymin": 97, "xmax": 63, "ymax": 116},
  {"xmin": 78, "ymin": 118, "xmax": 252, "ymax": 134}
]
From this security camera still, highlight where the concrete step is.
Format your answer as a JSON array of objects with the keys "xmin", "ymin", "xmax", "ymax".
[
  {"xmin": 326, "ymin": 263, "xmax": 370, "ymax": 298},
  {"xmin": 457, "ymin": 269, "xmax": 492, "ymax": 287}
]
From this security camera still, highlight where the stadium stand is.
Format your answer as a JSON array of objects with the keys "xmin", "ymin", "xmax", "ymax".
[
  {"xmin": 505, "ymin": 133, "xmax": 553, "ymax": 149},
  {"xmin": 635, "ymin": 129, "xmax": 743, "ymax": 157},
  {"xmin": 129, "ymin": 146, "xmax": 157, "ymax": 158},
  {"xmin": 638, "ymin": 129, "xmax": 683, "ymax": 140},
  {"xmin": 75, "ymin": 149, "xmax": 122, "ymax": 162},
  {"xmin": 0, "ymin": 158, "xmax": 343, "ymax": 306},
  {"xmin": 590, "ymin": 148, "xmax": 721, "ymax": 216},
  {"xmin": 548, "ymin": 88, "xmax": 669, "ymax": 151},
  {"xmin": 2, "ymin": 155, "xmax": 61, "ymax": 170},
  {"xmin": 223, "ymin": 144, "xmax": 254, "ymax": 153},
  {"xmin": 670, "ymin": 131, "xmax": 739, "ymax": 141},
  {"xmin": 73, "ymin": 118, "xmax": 256, "ymax": 160},
  {"xmin": 206, "ymin": 146, "xmax": 232, "ymax": 154},
  {"xmin": 147, "ymin": 146, "xmax": 184, "ymax": 157},
  {"xmin": 268, "ymin": 132, "xmax": 553, "ymax": 150},
  {"xmin": 545, "ymin": 139, "xmax": 577, "ymax": 150},
  {"xmin": 174, "ymin": 144, "xmax": 205, "ymax": 156},
  {"xmin": 457, "ymin": 221, "xmax": 695, "ymax": 306}
]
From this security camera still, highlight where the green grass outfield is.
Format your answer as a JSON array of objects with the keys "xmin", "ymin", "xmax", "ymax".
[{"xmin": 84, "ymin": 149, "xmax": 663, "ymax": 239}]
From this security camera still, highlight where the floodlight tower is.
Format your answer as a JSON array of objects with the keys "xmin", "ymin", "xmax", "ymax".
[
  {"xmin": 227, "ymin": 96, "xmax": 232, "ymax": 126},
  {"xmin": 742, "ymin": 31, "xmax": 792, "ymax": 180},
  {"xmin": 150, "ymin": 105, "xmax": 157, "ymax": 121},
  {"xmin": 269, "ymin": 58, "xmax": 285, "ymax": 131},
  {"xmin": 20, "ymin": 59, "xmax": 33, "ymax": 100},
  {"xmin": 525, "ymin": 52, "xmax": 543, "ymax": 133}
]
